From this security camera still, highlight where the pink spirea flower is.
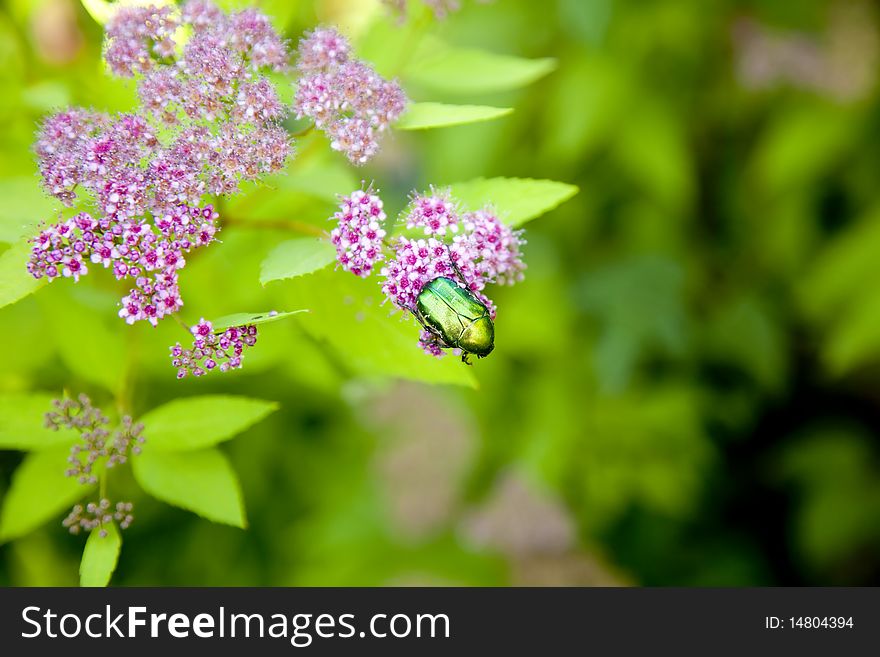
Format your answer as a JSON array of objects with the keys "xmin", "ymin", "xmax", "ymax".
[
  {"xmin": 180, "ymin": 0, "xmax": 224, "ymax": 29},
  {"xmin": 294, "ymin": 28, "xmax": 406, "ymax": 165},
  {"xmin": 452, "ymin": 209, "xmax": 526, "ymax": 286},
  {"xmin": 104, "ymin": 4, "xmax": 178, "ymax": 77},
  {"xmin": 405, "ymin": 189, "xmax": 459, "ymax": 236},
  {"xmin": 41, "ymin": 1, "xmax": 291, "ymax": 209},
  {"xmin": 330, "ymin": 188, "xmax": 386, "ymax": 277},
  {"xmin": 170, "ymin": 319, "xmax": 258, "ymax": 378},
  {"xmin": 418, "ymin": 329, "xmax": 446, "ymax": 357},
  {"xmin": 379, "ymin": 196, "xmax": 526, "ymax": 357},
  {"xmin": 29, "ymin": 1, "xmax": 292, "ymax": 327},
  {"xmin": 228, "ymin": 8, "xmax": 289, "ymax": 70},
  {"xmin": 380, "ymin": 191, "xmax": 524, "ymax": 314},
  {"xmin": 296, "ymin": 27, "xmax": 352, "ymax": 73},
  {"xmin": 380, "ymin": 236, "xmax": 457, "ymax": 312},
  {"xmin": 28, "ymin": 204, "xmax": 219, "ymax": 326},
  {"xmin": 327, "ymin": 117, "xmax": 379, "ymax": 165}
]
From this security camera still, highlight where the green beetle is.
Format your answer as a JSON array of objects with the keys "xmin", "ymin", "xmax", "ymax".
[{"xmin": 413, "ymin": 276, "xmax": 495, "ymax": 364}]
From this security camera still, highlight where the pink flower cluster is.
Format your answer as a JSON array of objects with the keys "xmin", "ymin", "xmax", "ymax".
[
  {"xmin": 380, "ymin": 236, "xmax": 458, "ymax": 312},
  {"xmin": 28, "ymin": 205, "xmax": 218, "ymax": 326},
  {"xmin": 380, "ymin": 191, "xmax": 526, "ymax": 318},
  {"xmin": 170, "ymin": 319, "xmax": 258, "ymax": 378},
  {"xmin": 326, "ymin": 187, "xmax": 526, "ymax": 357},
  {"xmin": 453, "ymin": 209, "xmax": 527, "ymax": 287},
  {"xmin": 405, "ymin": 188, "xmax": 460, "ymax": 236},
  {"xmin": 418, "ymin": 328, "xmax": 446, "ymax": 357},
  {"xmin": 107, "ymin": 0, "xmax": 288, "ymax": 78},
  {"xmin": 29, "ymin": 1, "xmax": 292, "ymax": 328},
  {"xmin": 104, "ymin": 4, "xmax": 178, "ymax": 77},
  {"xmin": 35, "ymin": 111, "xmax": 156, "ymax": 208},
  {"xmin": 294, "ymin": 28, "xmax": 407, "ymax": 164},
  {"xmin": 330, "ymin": 188, "xmax": 387, "ymax": 277}
]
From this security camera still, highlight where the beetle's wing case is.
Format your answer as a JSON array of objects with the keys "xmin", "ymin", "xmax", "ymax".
[
  {"xmin": 416, "ymin": 277, "xmax": 492, "ymax": 350},
  {"xmin": 423, "ymin": 277, "xmax": 487, "ymax": 319},
  {"xmin": 416, "ymin": 280, "xmax": 466, "ymax": 346}
]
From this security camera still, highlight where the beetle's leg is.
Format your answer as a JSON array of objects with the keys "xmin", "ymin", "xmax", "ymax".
[
  {"xmin": 408, "ymin": 305, "xmax": 441, "ymax": 337},
  {"xmin": 445, "ymin": 245, "xmax": 470, "ymax": 288},
  {"xmin": 409, "ymin": 305, "xmax": 450, "ymax": 352},
  {"xmin": 461, "ymin": 352, "xmax": 472, "ymax": 366},
  {"xmin": 421, "ymin": 331, "xmax": 451, "ymax": 356}
]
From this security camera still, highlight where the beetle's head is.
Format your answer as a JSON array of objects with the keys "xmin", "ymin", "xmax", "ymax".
[{"xmin": 460, "ymin": 316, "xmax": 494, "ymax": 357}]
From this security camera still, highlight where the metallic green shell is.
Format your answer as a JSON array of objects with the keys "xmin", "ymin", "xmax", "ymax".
[{"xmin": 416, "ymin": 277, "xmax": 495, "ymax": 357}]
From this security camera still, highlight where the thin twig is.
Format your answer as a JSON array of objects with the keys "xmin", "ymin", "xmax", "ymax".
[
  {"xmin": 173, "ymin": 313, "xmax": 192, "ymax": 335},
  {"xmin": 291, "ymin": 124, "xmax": 315, "ymax": 138}
]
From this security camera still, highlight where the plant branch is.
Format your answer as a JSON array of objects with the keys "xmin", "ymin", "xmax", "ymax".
[
  {"xmin": 291, "ymin": 124, "xmax": 315, "ymax": 138},
  {"xmin": 173, "ymin": 314, "xmax": 192, "ymax": 335}
]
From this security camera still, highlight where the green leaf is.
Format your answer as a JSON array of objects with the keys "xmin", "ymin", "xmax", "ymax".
[
  {"xmin": 612, "ymin": 105, "xmax": 693, "ymax": 211},
  {"xmin": 0, "ymin": 393, "xmax": 80, "ymax": 451},
  {"xmin": 260, "ymin": 238, "xmax": 337, "ymax": 285},
  {"xmin": 132, "ymin": 448, "xmax": 246, "ymax": 527},
  {"xmin": 355, "ymin": 8, "xmax": 432, "ymax": 78},
  {"xmin": 799, "ymin": 208, "xmax": 880, "ymax": 373},
  {"xmin": 576, "ymin": 256, "xmax": 687, "ymax": 393},
  {"xmin": 138, "ymin": 395, "xmax": 277, "ymax": 451},
  {"xmin": 821, "ymin": 293, "xmax": 880, "ymax": 374},
  {"xmin": 80, "ymin": 0, "xmax": 115, "ymax": 25},
  {"xmin": 0, "ymin": 446, "xmax": 91, "ymax": 543},
  {"xmin": 752, "ymin": 103, "xmax": 858, "ymax": 196},
  {"xmin": 0, "ymin": 239, "xmax": 46, "ymax": 310},
  {"xmin": 405, "ymin": 38, "xmax": 556, "ymax": 94},
  {"xmin": 448, "ymin": 177, "xmax": 579, "ymax": 226},
  {"xmin": 0, "ymin": 178, "xmax": 58, "ymax": 243},
  {"xmin": 396, "ymin": 102, "xmax": 513, "ymax": 130},
  {"xmin": 40, "ymin": 288, "xmax": 127, "ymax": 393},
  {"xmin": 80, "ymin": 0, "xmax": 176, "ymax": 25},
  {"xmin": 210, "ymin": 310, "xmax": 308, "ymax": 332},
  {"xmin": 79, "ymin": 522, "xmax": 121, "ymax": 587},
  {"xmin": 800, "ymin": 209, "xmax": 880, "ymax": 319},
  {"xmin": 278, "ymin": 269, "xmax": 476, "ymax": 387},
  {"xmin": 23, "ymin": 81, "xmax": 72, "ymax": 113}
]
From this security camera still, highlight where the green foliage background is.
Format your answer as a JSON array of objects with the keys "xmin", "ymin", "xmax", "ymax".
[{"xmin": 2, "ymin": 0, "xmax": 880, "ymax": 586}]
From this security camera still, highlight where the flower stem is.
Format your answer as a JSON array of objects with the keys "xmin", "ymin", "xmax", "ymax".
[
  {"xmin": 291, "ymin": 124, "xmax": 315, "ymax": 138},
  {"xmin": 173, "ymin": 313, "xmax": 191, "ymax": 335}
]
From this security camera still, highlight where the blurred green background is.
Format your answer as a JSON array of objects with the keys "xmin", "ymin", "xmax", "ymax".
[{"xmin": 2, "ymin": 0, "xmax": 880, "ymax": 586}]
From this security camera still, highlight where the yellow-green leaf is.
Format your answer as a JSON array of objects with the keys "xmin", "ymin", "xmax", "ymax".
[
  {"xmin": 405, "ymin": 38, "xmax": 556, "ymax": 94},
  {"xmin": 0, "ymin": 446, "xmax": 91, "ymax": 543},
  {"xmin": 448, "ymin": 177, "xmax": 579, "ymax": 226},
  {"xmin": 132, "ymin": 448, "xmax": 246, "ymax": 527},
  {"xmin": 138, "ymin": 395, "xmax": 277, "ymax": 451},
  {"xmin": 211, "ymin": 310, "xmax": 308, "ymax": 332},
  {"xmin": 260, "ymin": 238, "xmax": 337, "ymax": 285},
  {"xmin": 0, "ymin": 240, "xmax": 46, "ymax": 310},
  {"xmin": 0, "ymin": 393, "xmax": 79, "ymax": 451},
  {"xmin": 396, "ymin": 102, "xmax": 513, "ymax": 130},
  {"xmin": 278, "ymin": 269, "xmax": 476, "ymax": 387},
  {"xmin": 0, "ymin": 177, "xmax": 57, "ymax": 243},
  {"xmin": 80, "ymin": 522, "xmax": 121, "ymax": 587}
]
